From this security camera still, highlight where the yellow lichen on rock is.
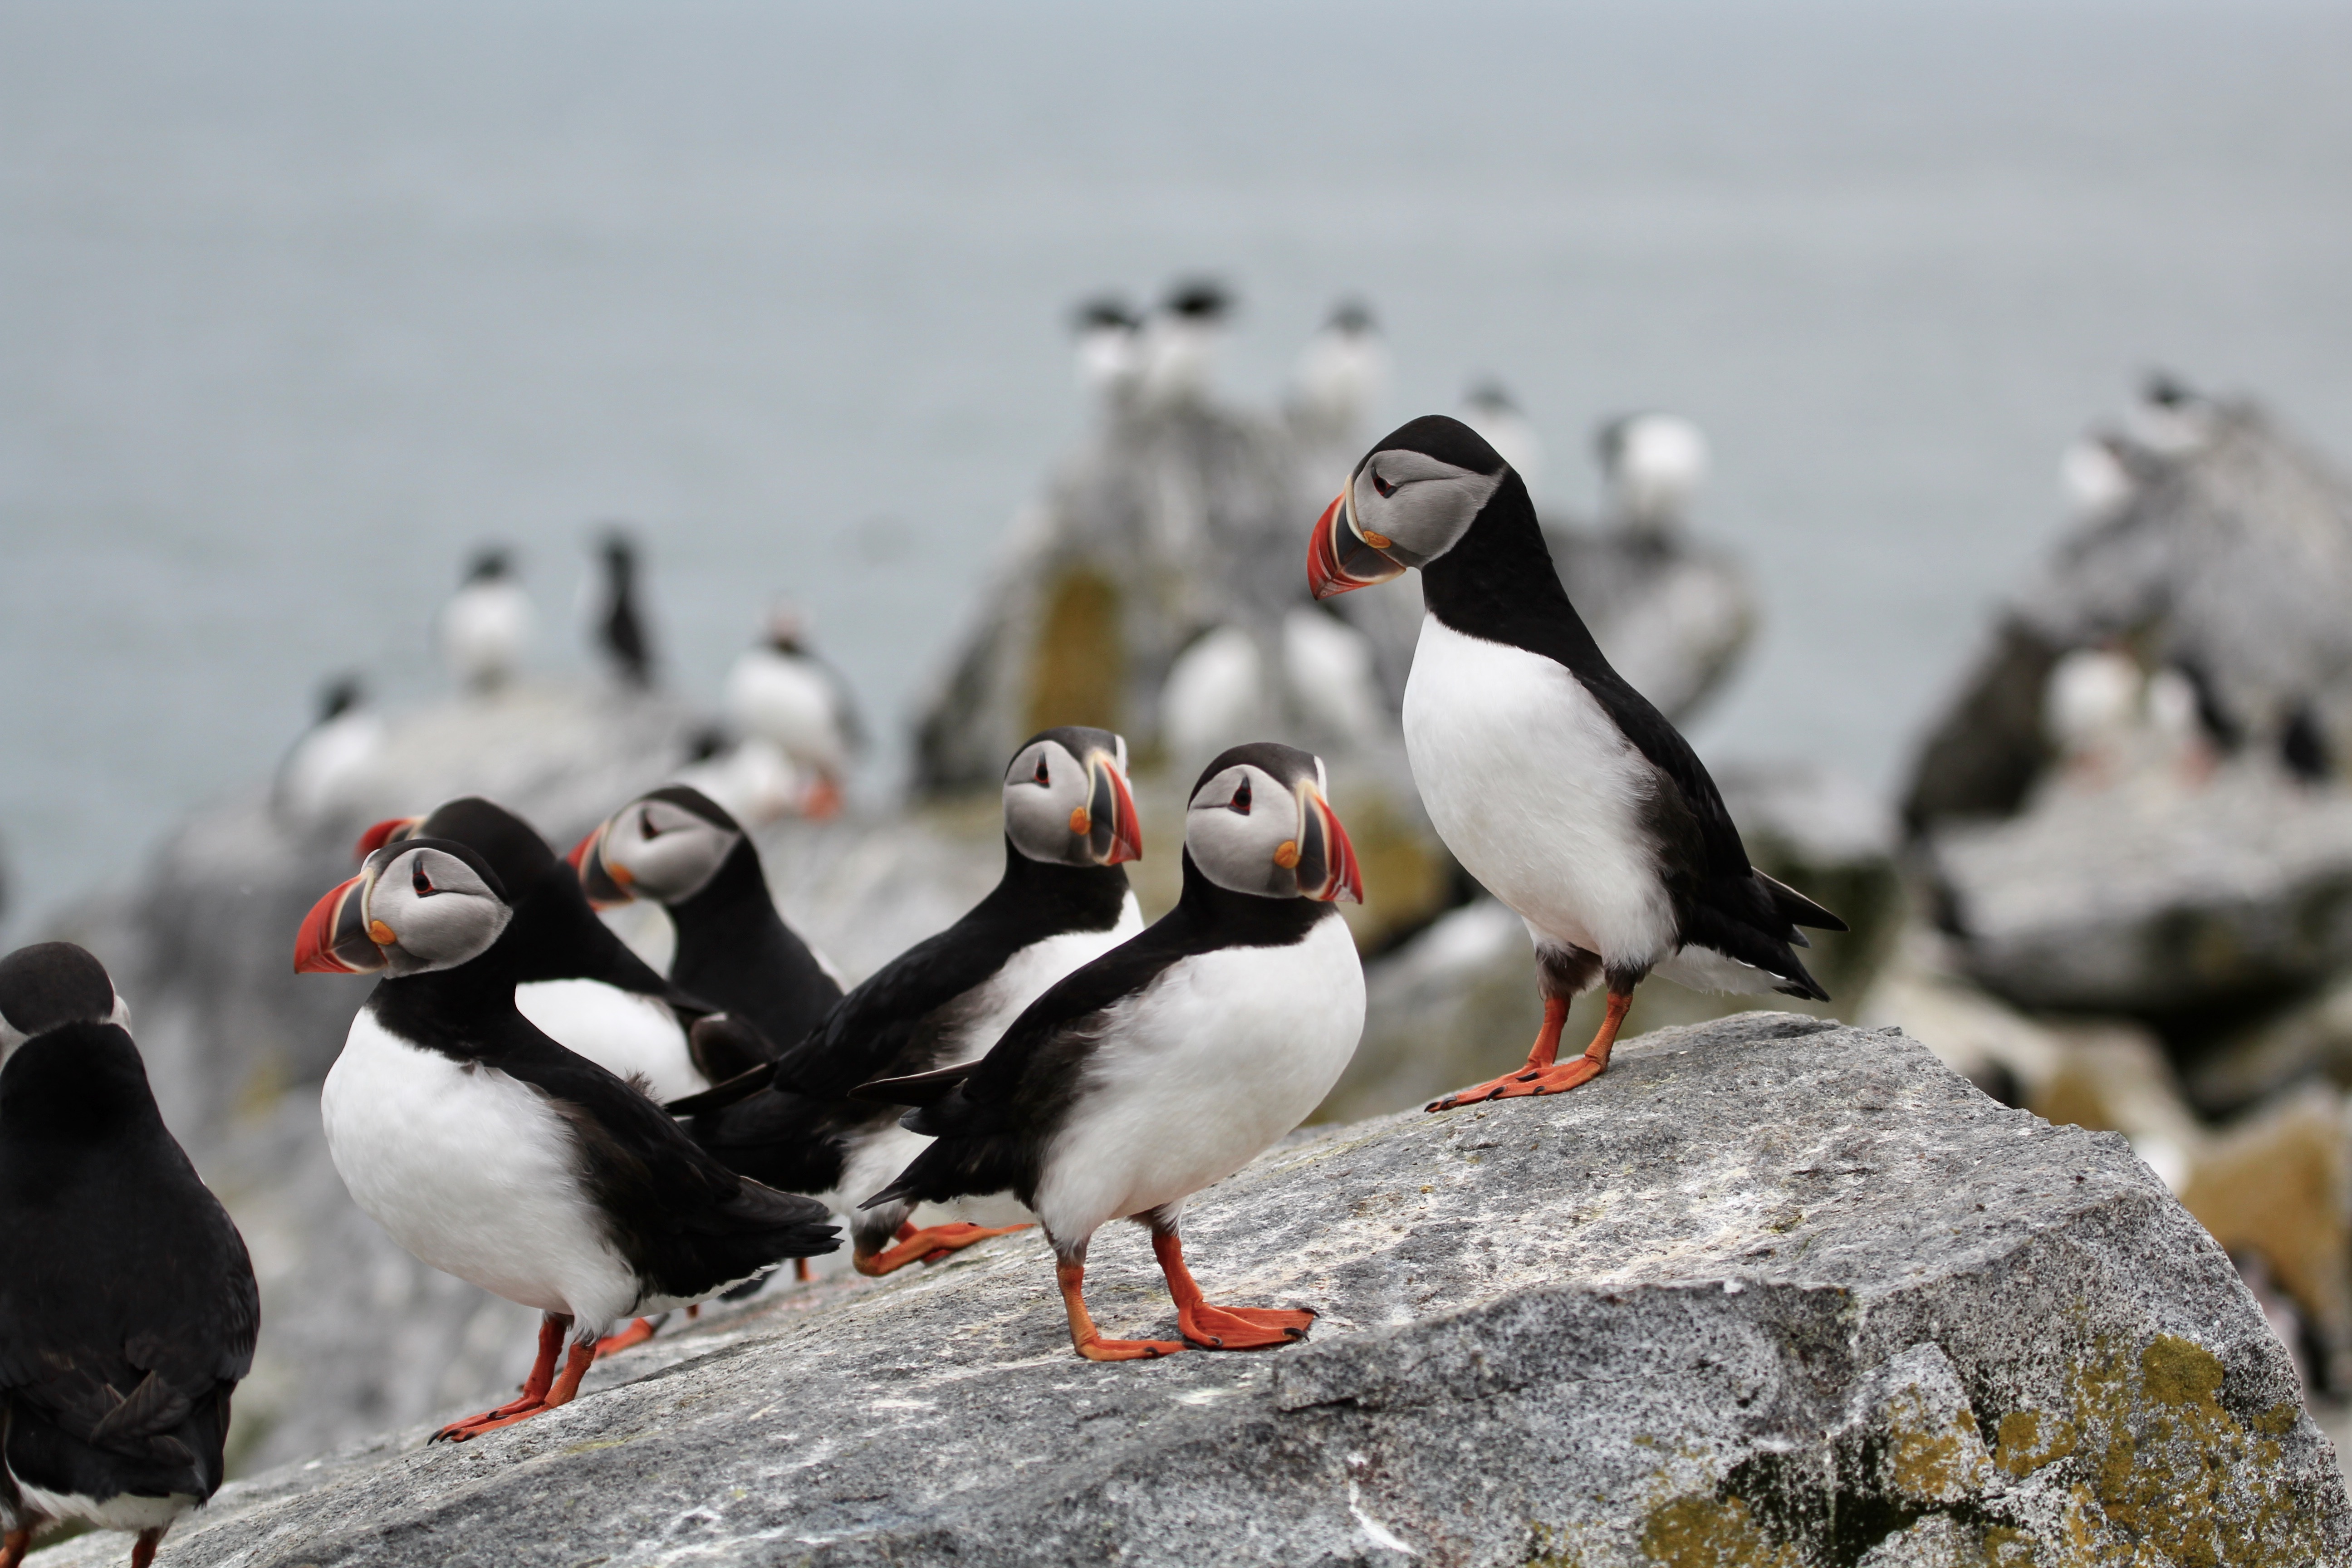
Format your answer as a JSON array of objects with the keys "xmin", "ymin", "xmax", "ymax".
[{"xmin": 1638, "ymin": 1495, "xmax": 1801, "ymax": 1568}]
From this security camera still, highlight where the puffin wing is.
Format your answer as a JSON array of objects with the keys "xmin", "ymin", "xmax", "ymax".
[
  {"xmin": 764, "ymin": 921, "xmax": 1019, "ymax": 1101},
  {"xmin": 492, "ymin": 1019, "xmax": 838, "ymax": 1295},
  {"xmin": 857, "ymin": 909, "xmax": 1215, "ymax": 1210}
]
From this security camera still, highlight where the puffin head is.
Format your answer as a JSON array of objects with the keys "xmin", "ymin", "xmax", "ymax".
[
  {"xmin": 0, "ymin": 941, "xmax": 127, "ymax": 1063},
  {"xmin": 1002, "ymin": 727, "xmax": 1143, "ymax": 869},
  {"xmin": 294, "ymin": 837, "xmax": 512, "ymax": 978},
  {"xmin": 1307, "ymin": 414, "xmax": 1510, "ymax": 599},
  {"xmin": 569, "ymin": 785, "xmax": 744, "ymax": 908},
  {"xmin": 1183, "ymin": 743, "xmax": 1362, "ymax": 904}
]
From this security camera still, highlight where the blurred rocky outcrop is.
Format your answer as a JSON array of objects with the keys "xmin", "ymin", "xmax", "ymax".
[
  {"xmin": 37, "ymin": 1014, "xmax": 2347, "ymax": 1568},
  {"xmin": 1905, "ymin": 394, "xmax": 2352, "ymax": 833}
]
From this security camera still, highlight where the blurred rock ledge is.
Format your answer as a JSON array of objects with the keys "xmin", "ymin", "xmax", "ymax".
[{"xmin": 34, "ymin": 1014, "xmax": 2343, "ymax": 1568}]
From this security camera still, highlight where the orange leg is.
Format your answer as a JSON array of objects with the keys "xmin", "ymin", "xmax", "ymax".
[
  {"xmin": 1, "ymin": 1528, "xmax": 31, "ymax": 1568},
  {"xmin": 436, "ymin": 1340, "xmax": 596, "ymax": 1442},
  {"xmin": 130, "ymin": 1528, "xmax": 167, "ymax": 1568},
  {"xmin": 1430, "ymin": 990, "xmax": 1632, "ymax": 1111},
  {"xmin": 1152, "ymin": 1230, "xmax": 1314, "ymax": 1350},
  {"xmin": 593, "ymin": 1316, "xmax": 661, "ymax": 1358},
  {"xmin": 1057, "ymin": 1257, "xmax": 1184, "ymax": 1361},
  {"xmin": 794, "ymin": 1258, "xmax": 811, "ymax": 1283},
  {"xmin": 431, "ymin": 1313, "xmax": 568, "ymax": 1442},
  {"xmin": 855, "ymin": 1222, "xmax": 1031, "ymax": 1277}
]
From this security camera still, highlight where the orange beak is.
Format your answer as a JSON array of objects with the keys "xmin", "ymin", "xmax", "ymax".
[
  {"xmin": 1307, "ymin": 490, "xmax": 1405, "ymax": 600},
  {"xmin": 294, "ymin": 874, "xmax": 386, "ymax": 974},
  {"xmin": 568, "ymin": 820, "xmax": 634, "ymax": 907},
  {"xmin": 1298, "ymin": 789, "xmax": 1363, "ymax": 905},
  {"xmin": 1088, "ymin": 753, "xmax": 1144, "ymax": 866}
]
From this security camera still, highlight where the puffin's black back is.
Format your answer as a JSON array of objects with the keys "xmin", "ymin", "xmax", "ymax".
[
  {"xmin": 681, "ymin": 842, "xmax": 1132, "ymax": 1193},
  {"xmin": 664, "ymin": 837, "xmax": 842, "ymax": 1056},
  {"xmin": 0, "ymin": 1022, "xmax": 257, "ymax": 1507}
]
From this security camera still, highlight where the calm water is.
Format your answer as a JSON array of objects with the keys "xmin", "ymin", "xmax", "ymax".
[{"xmin": 4, "ymin": 0, "xmax": 2350, "ymax": 931}]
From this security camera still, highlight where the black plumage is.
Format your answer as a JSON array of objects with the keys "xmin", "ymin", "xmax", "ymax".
[
  {"xmin": 0, "ymin": 944, "xmax": 257, "ymax": 1567},
  {"xmin": 596, "ymin": 531, "xmax": 654, "ymax": 687}
]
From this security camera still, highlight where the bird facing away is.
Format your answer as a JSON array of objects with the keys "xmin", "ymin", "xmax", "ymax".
[
  {"xmin": 0, "ymin": 943, "xmax": 257, "ymax": 1568},
  {"xmin": 294, "ymin": 838, "xmax": 837, "ymax": 1442},
  {"xmin": 721, "ymin": 602, "xmax": 865, "ymax": 819},
  {"xmin": 1308, "ymin": 415, "xmax": 1844, "ymax": 1109},
  {"xmin": 668, "ymin": 728, "xmax": 1145, "ymax": 1278},
  {"xmin": 570, "ymin": 784, "xmax": 845, "ymax": 1063},
  {"xmin": 858, "ymin": 742, "xmax": 1364, "ymax": 1362},
  {"xmin": 439, "ymin": 546, "xmax": 535, "ymax": 693},
  {"xmin": 594, "ymin": 531, "xmax": 655, "ymax": 687}
]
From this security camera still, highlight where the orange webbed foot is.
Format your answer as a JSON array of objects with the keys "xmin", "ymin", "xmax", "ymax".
[
  {"xmin": 1428, "ymin": 1053, "xmax": 1605, "ymax": 1110},
  {"xmin": 1177, "ymin": 1301, "xmax": 1316, "ymax": 1350},
  {"xmin": 592, "ymin": 1316, "xmax": 660, "ymax": 1358},
  {"xmin": 855, "ymin": 1222, "xmax": 1031, "ymax": 1277},
  {"xmin": 1076, "ymin": 1334, "xmax": 1186, "ymax": 1361}
]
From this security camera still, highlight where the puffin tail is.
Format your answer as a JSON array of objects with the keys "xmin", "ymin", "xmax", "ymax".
[
  {"xmin": 849, "ymin": 1059, "xmax": 979, "ymax": 1107},
  {"xmin": 1758, "ymin": 870, "xmax": 1846, "ymax": 933}
]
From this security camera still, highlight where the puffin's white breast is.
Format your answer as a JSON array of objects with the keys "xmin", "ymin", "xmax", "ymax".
[
  {"xmin": 1031, "ymin": 913, "xmax": 1365, "ymax": 1241},
  {"xmin": 320, "ymin": 1010, "xmax": 640, "ymax": 1329},
  {"xmin": 725, "ymin": 650, "xmax": 847, "ymax": 771},
  {"xmin": 1403, "ymin": 615, "xmax": 1677, "ymax": 968},
  {"xmin": 516, "ymin": 979, "xmax": 706, "ymax": 1101},
  {"xmin": 15, "ymin": 1483, "xmax": 194, "ymax": 1534}
]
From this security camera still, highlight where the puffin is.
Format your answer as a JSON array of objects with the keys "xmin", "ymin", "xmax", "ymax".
[
  {"xmin": 293, "ymin": 838, "xmax": 837, "ymax": 1441},
  {"xmin": 0, "ymin": 943, "xmax": 257, "ymax": 1568},
  {"xmin": 569, "ymin": 784, "xmax": 845, "ymax": 1060},
  {"xmin": 858, "ymin": 741, "xmax": 1364, "ymax": 1362},
  {"xmin": 273, "ymin": 673, "xmax": 385, "ymax": 823},
  {"xmin": 593, "ymin": 530, "xmax": 655, "ymax": 687},
  {"xmin": 720, "ymin": 603, "xmax": 864, "ymax": 819},
  {"xmin": 343, "ymin": 799, "xmax": 755, "ymax": 1101},
  {"xmin": 1139, "ymin": 278, "xmax": 1231, "ymax": 409},
  {"xmin": 1596, "ymin": 412, "xmax": 1711, "ymax": 534},
  {"xmin": 1306, "ymin": 415, "xmax": 1845, "ymax": 1108},
  {"xmin": 1072, "ymin": 295, "xmax": 1144, "ymax": 407},
  {"xmin": 671, "ymin": 727, "xmax": 1144, "ymax": 1278},
  {"xmin": 439, "ymin": 546, "xmax": 535, "ymax": 693}
]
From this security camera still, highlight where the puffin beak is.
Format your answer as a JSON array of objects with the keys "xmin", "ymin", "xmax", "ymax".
[
  {"xmin": 1083, "ymin": 752, "xmax": 1144, "ymax": 866},
  {"xmin": 1307, "ymin": 490, "xmax": 1405, "ymax": 600},
  {"xmin": 1294, "ymin": 786, "xmax": 1364, "ymax": 905},
  {"xmin": 294, "ymin": 873, "xmax": 387, "ymax": 974},
  {"xmin": 353, "ymin": 815, "xmax": 421, "ymax": 862},
  {"xmin": 568, "ymin": 821, "xmax": 635, "ymax": 908}
]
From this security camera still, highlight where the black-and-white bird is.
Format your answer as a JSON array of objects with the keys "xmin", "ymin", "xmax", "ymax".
[
  {"xmin": 720, "ymin": 603, "xmax": 864, "ymax": 819},
  {"xmin": 346, "ymin": 798, "xmax": 745, "ymax": 1103},
  {"xmin": 294, "ymin": 838, "xmax": 836, "ymax": 1442},
  {"xmin": 1072, "ymin": 295, "xmax": 1144, "ymax": 408},
  {"xmin": 439, "ymin": 546, "xmax": 534, "ymax": 693},
  {"xmin": 672, "ymin": 728, "xmax": 1144, "ymax": 1278},
  {"xmin": 570, "ymin": 785, "xmax": 845, "ymax": 1063},
  {"xmin": 0, "ymin": 943, "xmax": 257, "ymax": 1568},
  {"xmin": 859, "ymin": 742, "xmax": 1364, "ymax": 1362},
  {"xmin": 593, "ymin": 530, "xmax": 655, "ymax": 687},
  {"xmin": 1307, "ymin": 415, "xmax": 1844, "ymax": 1108}
]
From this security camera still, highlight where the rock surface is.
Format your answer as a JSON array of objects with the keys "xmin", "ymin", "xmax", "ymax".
[{"xmin": 40, "ymin": 1014, "xmax": 2346, "ymax": 1568}]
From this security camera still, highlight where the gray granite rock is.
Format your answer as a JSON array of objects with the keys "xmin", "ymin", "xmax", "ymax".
[
  {"xmin": 41, "ymin": 1014, "xmax": 2345, "ymax": 1567},
  {"xmin": 1931, "ymin": 766, "xmax": 2352, "ymax": 1013}
]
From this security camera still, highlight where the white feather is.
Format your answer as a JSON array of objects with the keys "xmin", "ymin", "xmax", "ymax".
[
  {"xmin": 439, "ymin": 580, "xmax": 534, "ymax": 691},
  {"xmin": 515, "ymin": 979, "xmax": 706, "ymax": 1102},
  {"xmin": 725, "ymin": 647, "xmax": 851, "ymax": 775},
  {"xmin": 1029, "ymin": 915, "xmax": 1364, "ymax": 1243},
  {"xmin": 14, "ymin": 1482, "xmax": 193, "ymax": 1534},
  {"xmin": 320, "ymin": 1009, "xmax": 644, "ymax": 1336}
]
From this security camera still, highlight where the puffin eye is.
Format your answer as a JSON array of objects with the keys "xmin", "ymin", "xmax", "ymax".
[
  {"xmin": 1371, "ymin": 469, "xmax": 1397, "ymax": 499},
  {"xmin": 412, "ymin": 860, "xmax": 436, "ymax": 897},
  {"xmin": 1229, "ymin": 779, "xmax": 1252, "ymax": 815},
  {"xmin": 1033, "ymin": 756, "xmax": 1051, "ymax": 785},
  {"xmin": 640, "ymin": 805, "xmax": 662, "ymax": 838}
]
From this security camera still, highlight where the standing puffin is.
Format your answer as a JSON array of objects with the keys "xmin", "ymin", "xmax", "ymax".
[
  {"xmin": 569, "ymin": 784, "xmax": 845, "ymax": 1059},
  {"xmin": 720, "ymin": 603, "xmax": 864, "ymax": 819},
  {"xmin": 294, "ymin": 838, "xmax": 837, "ymax": 1441},
  {"xmin": 1307, "ymin": 415, "xmax": 1844, "ymax": 1108},
  {"xmin": 346, "ymin": 798, "xmax": 755, "ymax": 1101},
  {"xmin": 672, "ymin": 728, "xmax": 1144, "ymax": 1278},
  {"xmin": 0, "ymin": 943, "xmax": 257, "ymax": 1568},
  {"xmin": 439, "ymin": 546, "xmax": 535, "ymax": 693},
  {"xmin": 860, "ymin": 742, "xmax": 1364, "ymax": 1362}
]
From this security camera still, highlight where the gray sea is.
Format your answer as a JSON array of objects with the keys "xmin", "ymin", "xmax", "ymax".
[{"xmin": 4, "ymin": 0, "xmax": 2349, "ymax": 932}]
